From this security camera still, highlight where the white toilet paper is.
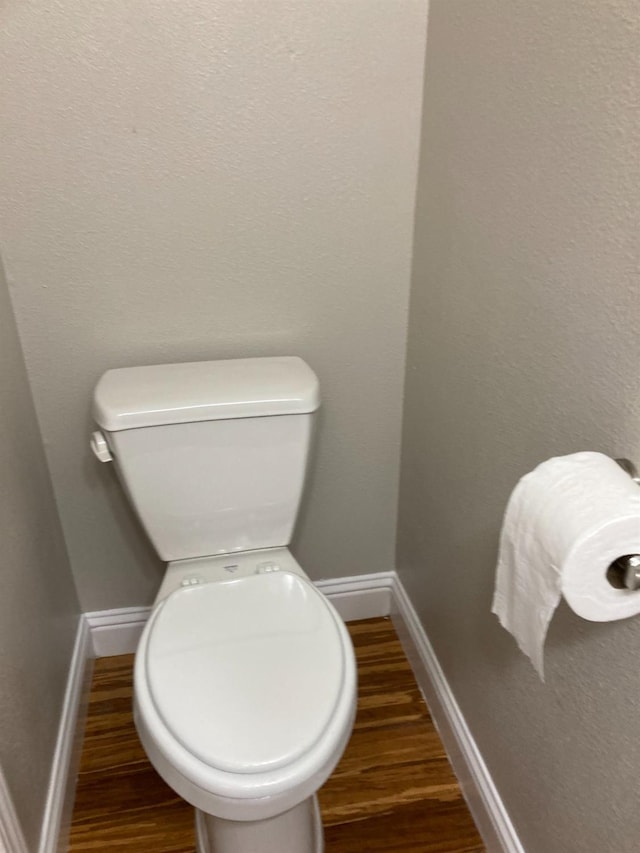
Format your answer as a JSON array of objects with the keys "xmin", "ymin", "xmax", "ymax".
[{"xmin": 492, "ymin": 452, "xmax": 640, "ymax": 679}]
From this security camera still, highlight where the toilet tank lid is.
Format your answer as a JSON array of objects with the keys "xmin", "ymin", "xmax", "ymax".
[{"xmin": 93, "ymin": 357, "xmax": 320, "ymax": 431}]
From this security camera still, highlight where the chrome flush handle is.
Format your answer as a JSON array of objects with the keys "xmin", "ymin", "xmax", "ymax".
[{"xmin": 90, "ymin": 430, "xmax": 113, "ymax": 463}]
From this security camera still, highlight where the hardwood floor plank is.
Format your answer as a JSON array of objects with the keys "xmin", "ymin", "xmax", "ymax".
[
  {"xmin": 69, "ymin": 617, "xmax": 484, "ymax": 852},
  {"xmin": 324, "ymin": 798, "xmax": 485, "ymax": 853}
]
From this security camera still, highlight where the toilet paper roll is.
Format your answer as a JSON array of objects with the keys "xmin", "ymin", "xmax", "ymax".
[{"xmin": 492, "ymin": 452, "xmax": 640, "ymax": 680}]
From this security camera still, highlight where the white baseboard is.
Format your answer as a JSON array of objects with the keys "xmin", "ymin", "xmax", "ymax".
[
  {"xmin": 76, "ymin": 571, "xmax": 521, "ymax": 853},
  {"xmin": 85, "ymin": 606, "xmax": 152, "ymax": 658},
  {"xmin": 390, "ymin": 575, "xmax": 523, "ymax": 853},
  {"xmin": 86, "ymin": 572, "xmax": 396, "ymax": 657},
  {"xmin": 38, "ymin": 615, "xmax": 94, "ymax": 853},
  {"xmin": 0, "ymin": 766, "xmax": 29, "ymax": 853},
  {"xmin": 315, "ymin": 571, "xmax": 395, "ymax": 622}
]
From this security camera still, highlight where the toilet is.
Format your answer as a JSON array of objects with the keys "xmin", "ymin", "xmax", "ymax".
[{"xmin": 90, "ymin": 356, "xmax": 357, "ymax": 853}]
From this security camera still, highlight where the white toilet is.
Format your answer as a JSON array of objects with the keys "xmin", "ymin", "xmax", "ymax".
[{"xmin": 90, "ymin": 356, "xmax": 357, "ymax": 853}]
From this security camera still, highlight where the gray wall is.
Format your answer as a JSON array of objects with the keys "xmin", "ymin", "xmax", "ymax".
[
  {"xmin": 397, "ymin": 2, "xmax": 640, "ymax": 851},
  {"xmin": 0, "ymin": 0, "xmax": 427, "ymax": 612},
  {"xmin": 0, "ymin": 257, "xmax": 80, "ymax": 850}
]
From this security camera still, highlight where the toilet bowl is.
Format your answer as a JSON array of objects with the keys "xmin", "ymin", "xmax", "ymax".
[
  {"xmin": 134, "ymin": 551, "xmax": 356, "ymax": 851},
  {"xmin": 90, "ymin": 357, "xmax": 357, "ymax": 852}
]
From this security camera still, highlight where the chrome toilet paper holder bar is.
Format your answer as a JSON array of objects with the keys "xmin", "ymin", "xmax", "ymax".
[
  {"xmin": 609, "ymin": 459, "xmax": 640, "ymax": 591},
  {"xmin": 615, "ymin": 457, "xmax": 640, "ymax": 485}
]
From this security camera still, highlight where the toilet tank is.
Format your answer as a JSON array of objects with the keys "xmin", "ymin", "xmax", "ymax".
[{"xmin": 92, "ymin": 357, "xmax": 320, "ymax": 562}]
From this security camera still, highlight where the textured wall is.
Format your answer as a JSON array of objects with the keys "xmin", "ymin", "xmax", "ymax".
[
  {"xmin": 0, "ymin": 0, "xmax": 427, "ymax": 611},
  {"xmin": 398, "ymin": 1, "xmax": 640, "ymax": 851},
  {"xmin": 0, "ymin": 256, "xmax": 80, "ymax": 850}
]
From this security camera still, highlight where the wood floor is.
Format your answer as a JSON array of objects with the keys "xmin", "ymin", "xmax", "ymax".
[{"xmin": 68, "ymin": 617, "xmax": 484, "ymax": 852}]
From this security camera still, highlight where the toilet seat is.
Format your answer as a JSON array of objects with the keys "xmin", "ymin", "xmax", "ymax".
[
  {"xmin": 134, "ymin": 571, "xmax": 357, "ymax": 821},
  {"xmin": 145, "ymin": 571, "xmax": 345, "ymax": 775}
]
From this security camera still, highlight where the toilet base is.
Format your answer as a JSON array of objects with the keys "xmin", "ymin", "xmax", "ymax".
[{"xmin": 195, "ymin": 795, "xmax": 324, "ymax": 853}]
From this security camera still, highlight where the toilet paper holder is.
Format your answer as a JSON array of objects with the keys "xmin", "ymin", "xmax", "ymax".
[
  {"xmin": 615, "ymin": 457, "xmax": 640, "ymax": 485},
  {"xmin": 609, "ymin": 459, "xmax": 640, "ymax": 591}
]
